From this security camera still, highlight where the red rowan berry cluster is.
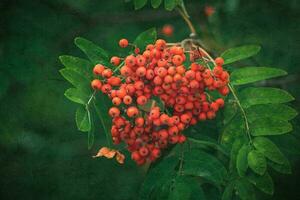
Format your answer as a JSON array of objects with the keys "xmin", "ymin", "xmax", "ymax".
[{"xmin": 91, "ymin": 38, "xmax": 230, "ymax": 165}]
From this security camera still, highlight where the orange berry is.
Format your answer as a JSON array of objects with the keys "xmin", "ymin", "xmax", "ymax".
[
  {"xmin": 168, "ymin": 126, "xmax": 179, "ymax": 136},
  {"xmin": 146, "ymin": 69, "xmax": 155, "ymax": 80},
  {"xmin": 136, "ymin": 66, "xmax": 147, "ymax": 77},
  {"xmin": 134, "ymin": 47, "xmax": 140, "ymax": 54},
  {"xmin": 162, "ymin": 24, "xmax": 174, "ymax": 36},
  {"xmin": 117, "ymin": 88, "xmax": 127, "ymax": 98},
  {"xmin": 180, "ymin": 113, "xmax": 191, "ymax": 124},
  {"xmin": 112, "ymin": 97, "xmax": 122, "ymax": 106},
  {"xmin": 91, "ymin": 79, "xmax": 102, "ymax": 90},
  {"xmin": 107, "ymin": 77, "xmax": 121, "ymax": 86},
  {"xmin": 139, "ymin": 146, "xmax": 149, "ymax": 157},
  {"xmin": 150, "ymin": 107, "xmax": 160, "ymax": 119},
  {"xmin": 120, "ymin": 65, "xmax": 133, "ymax": 76},
  {"xmin": 123, "ymin": 95, "xmax": 132, "ymax": 105},
  {"xmin": 198, "ymin": 112, "xmax": 206, "ymax": 121},
  {"xmin": 172, "ymin": 55, "xmax": 184, "ymax": 66},
  {"xmin": 215, "ymin": 57, "xmax": 224, "ymax": 66},
  {"xmin": 109, "ymin": 107, "xmax": 120, "ymax": 118},
  {"xmin": 137, "ymin": 95, "xmax": 147, "ymax": 105},
  {"xmin": 101, "ymin": 84, "xmax": 112, "ymax": 94},
  {"xmin": 125, "ymin": 55, "xmax": 136, "ymax": 67},
  {"xmin": 110, "ymin": 56, "xmax": 121, "ymax": 66},
  {"xmin": 207, "ymin": 111, "xmax": 216, "ymax": 119},
  {"xmin": 210, "ymin": 102, "xmax": 219, "ymax": 112},
  {"xmin": 119, "ymin": 39, "xmax": 128, "ymax": 48},
  {"xmin": 155, "ymin": 39, "xmax": 166, "ymax": 49},
  {"xmin": 178, "ymin": 135, "xmax": 186, "ymax": 143},
  {"xmin": 135, "ymin": 117, "xmax": 144, "ymax": 127},
  {"xmin": 93, "ymin": 64, "xmax": 105, "ymax": 75},
  {"xmin": 134, "ymin": 81, "xmax": 144, "ymax": 90},
  {"xmin": 216, "ymin": 98, "xmax": 224, "ymax": 107},
  {"xmin": 102, "ymin": 69, "xmax": 113, "ymax": 78},
  {"xmin": 126, "ymin": 106, "xmax": 139, "ymax": 118},
  {"xmin": 159, "ymin": 114, "xmax": 169, "ymax": 124}
]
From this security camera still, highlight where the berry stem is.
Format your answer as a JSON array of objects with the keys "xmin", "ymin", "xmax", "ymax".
[
  {"xmin": 176, "ymin": 7, "xmax": 197, "ymax": 37},
  {"xmin": 113, "ymin": 61, "xmax": 124, "ymax": 73}
]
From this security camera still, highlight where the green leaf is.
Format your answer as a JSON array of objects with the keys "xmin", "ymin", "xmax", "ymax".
[
  {"xmin": 164, "ymin": 0, "xmax": 177, "ymax": 11},
  {"xmin": 60, "ymin": 68, "xmax": 91, "ymax": 91},
  {"xmin": 221, "ymin": 114, "xmax": 246, "ymax": 148},
  {"xmin": 231, "ymin": 67, "xmax": 287, "ymax": 85},
  {"xmin": 74, "ymin": 37, "xmax": 109, "ymax": 65},
  {"xmin": 229, "ymin": 138, "xmax": 247, "ymax": 173},
  {"xmin": 167, "ymin": 176, "xmax": 206, "ymax": 200},
  {"xmin": 250, "ymin": 118, "xmax": 292, "ymax": 136},
  {"xmin": 64, "ymin": 88, "xmax": 89, "ymax": 105},
  {"xmin": 247, "ymin": 172, "xmax": 274, "ymax": 195},
  {"xmin": 268, "ymin": 160, "xmax": 291, "ymax": 174},
  {"xmin": 235, "ymin": 178, "xmax": 256, "ymax": 200},
  {"xmin": 236, "ymin": 144, "xmax": 250, "ymax": 177},
  {"xmin": 134, "ymin": 0, "xmax": 147, "ymax": 9},
  {"xmin": 139, "ymin": 156, "xmax": 179, "ymax": 200},
  {"xmin": 88, "ymin": 128, "xmax": 95, "ymax": 149},
  {"xmin": 247, "ymin": 150, "xmax": 267, "ymax": 175},
  {"xmin": 246, "ymin": 104, "xmax": 298, "ymax": 123},
  {"xmin": 183, "ymin": 149, "xmax": 228, "ymax": 185},
  {"xmin": 239, "ymin": 87, "xmax": 294, "ymax": 108},
  {"xmin": 75, "ymin": 106, "xmax": 91, "ymax": 132},
  {"xmin": 221, "ymin": 45, "xmax": 261, "ymax": 65},
  {"xmin": 253, "ymin": 137, "xmax": 288, "ymax": 164},
  {"xmin": 223, "ymin": 99, "xmax": 238, "ymax": 124},
  {"xmin": 271, "ymin": 135, "xmax": 300, "ymax": 156},
  {"xmin": 222, "ymin": 182, "xmax": 234, "ymax": 200},
  {"xmin": 133, "ymin": 28, "xmax": 157, "ymax": 51},
  {"xmin": 151, "ymin": 0, "xmax": 162, "ymax": 8},
  {"xmin": 188, "ymin": 138, "xmax": 229, "ymax": 156},
  {"xmin": 59, "ymin": 55, "xmax": 93, "ymax": 79},
  {"xmin": 93, "ymin": 93, "xmax": 112, "ymax": 146}
]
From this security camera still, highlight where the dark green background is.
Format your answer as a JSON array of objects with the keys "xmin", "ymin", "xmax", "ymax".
[{"xmin": 0, "ymin": 0, "xmax": 299, "ymax": 199}]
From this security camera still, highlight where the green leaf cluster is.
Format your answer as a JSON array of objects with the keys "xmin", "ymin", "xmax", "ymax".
[
  {"xmin": 220, "ymin": 45, "xmax": 297, "ymax": 199},
  {"xmin": 133, "ymin": 0, "xmax": 182, "ymax": 11}
]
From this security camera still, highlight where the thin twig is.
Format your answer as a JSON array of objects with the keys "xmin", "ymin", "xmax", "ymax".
[{"xmin": 176, "ymin": 7, "xmax": 197, "ymax": 37}]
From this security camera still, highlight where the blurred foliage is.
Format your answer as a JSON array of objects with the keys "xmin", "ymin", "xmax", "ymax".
[{"xmin": 0, "ymin": 0, "xmax": 299, "ymax": 199}]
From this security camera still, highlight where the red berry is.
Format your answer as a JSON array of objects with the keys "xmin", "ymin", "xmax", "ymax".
[
  {"xmin": 215, "ymin": 57, "xmax": 224, "ymax": 66},
  {"xmin": 119, "ymin": 39, "xmax": 128, "ymax": 48},
  {"xmin": 91, "ymin": 79, "xmax": 102, "ymax": 90}
]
